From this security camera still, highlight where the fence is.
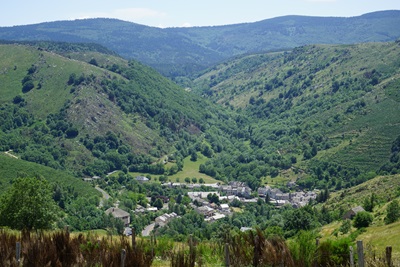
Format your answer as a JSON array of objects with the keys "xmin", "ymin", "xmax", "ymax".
[{"xmin": 1, "ymin": 230, "xmax": 398, "ymax": 266}]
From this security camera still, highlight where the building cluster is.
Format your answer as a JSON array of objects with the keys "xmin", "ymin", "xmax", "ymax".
[
  {"xmin": 163, "ymin": 181, "xmax": 252, "ymax": 198},
  {"xmin": 106, "ymin": 180, "xmax": 318, "ymax": 233},
  {"xmin": 155, "ymin": 212, "xmax": 178, "ymax": 227},
  {"xmin": 257, "ymin": 185, "xmax": 317, "ymax": 208}
]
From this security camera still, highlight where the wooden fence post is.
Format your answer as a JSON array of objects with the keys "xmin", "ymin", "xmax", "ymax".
[
  {"xmin": 16, "ymin": 242, "xmax": 21, "ymax": 266},
  {"xmin": 121, "ymin": 249, "xmax": 126, "ymax": 267},
  {"xmin": 357, "ymin": 240, "xmax": 364, "ymax": 267},
  {"xmin": 386, "ymin": 246, "xmax": 392, "ymax": 267},
  {"xmin": 150, "ymin": 235, "xmax": 154, "ymax": 258},
  {"xmin": 349, "ymin": 246, "xmax": 354, "ymax": 267},
  {"xmin": 189, "ymin": 234, "xmax": 193, "ymax": 250},
  {"xmin": 224, "ymin": 243, "xmax": 230, "ymax": 267},
  {"xmin": 253, "ymin": 235, "xmax": 259, "ymax": 267},
  {"xmin": 131, "ymin": 228, "xmax": 136, "ymax": 250}
]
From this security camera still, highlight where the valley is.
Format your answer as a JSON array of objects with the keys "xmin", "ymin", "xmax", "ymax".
[{"xmin": 0, "ymin": 10, "xmax": 400, "ymax": 266}]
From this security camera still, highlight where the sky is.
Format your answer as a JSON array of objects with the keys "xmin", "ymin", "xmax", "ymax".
[{"xmin": 1, "ymin": 0, "xmax": 400, "ymax": 28}]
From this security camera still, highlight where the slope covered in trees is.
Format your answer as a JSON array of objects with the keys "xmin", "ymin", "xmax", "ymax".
[
  {"xmin": 0, "ymin": 42, "xmax": 242, "ymax": 179},
  {"xmin": 1, "ymin": 40, "xmax": 400, "ymax": 193},
  {"xmin": 191, "ymin": 41, "xmax": 400, "ymax": 189}
]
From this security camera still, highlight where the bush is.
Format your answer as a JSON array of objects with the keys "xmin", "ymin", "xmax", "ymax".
[
  {"xmin": 353, "ymin": 211, "xmax": 373, "ymax": 229},
  {"xmin": 22, "ymin": 81, "xmax": 34, "ymax": 93},
  {"xmin": 385, "ymin": 199, "xmax": 400, "ymax": 224}
]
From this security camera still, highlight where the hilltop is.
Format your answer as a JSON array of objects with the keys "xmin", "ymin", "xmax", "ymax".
[{"xmin": 0, "ymin": 11, "xmax": 399, "ymax": 76}]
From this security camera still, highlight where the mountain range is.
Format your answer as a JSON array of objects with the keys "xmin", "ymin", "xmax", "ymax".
[{"xmin": 0, "ymin": 10, "xmax": 399, "ymax": 77}]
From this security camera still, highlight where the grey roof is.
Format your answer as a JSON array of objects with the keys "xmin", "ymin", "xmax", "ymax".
[
  {"xmin": 106, "ymin": 207, "xmax": 130, "ymax": 218},
  {"xmin": 351, "ymin": 206, "xmax": 365, "ymax": 213}
]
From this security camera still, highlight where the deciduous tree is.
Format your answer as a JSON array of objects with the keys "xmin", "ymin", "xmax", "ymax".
[{"xmin": 0, "ymin": 177, "xmax": 58, "ymax": 230}]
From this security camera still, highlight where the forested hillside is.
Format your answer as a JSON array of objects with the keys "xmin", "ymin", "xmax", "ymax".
[
  {"xmin": 1, "ymin": 40, "xmax": 400, "ymax": 192},
  {"xmin": 0, "ymin": 42, "xmax": 240, "ymax": 179},
  {"xmin": 191, "ymin": 41, "xmax": 400, "ymax": 189},
  {"xmin": 0, "ymin": 11, "xmax": 399, "ymax": 76}
]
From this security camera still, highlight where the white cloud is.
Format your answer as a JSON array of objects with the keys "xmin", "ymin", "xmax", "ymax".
[{"xmin": 181, "ymin": 22, "xmax": 192, "ymax": 27}]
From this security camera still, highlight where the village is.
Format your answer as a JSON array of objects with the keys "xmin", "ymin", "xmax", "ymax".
[{"xmin": 104, "ymin": 177, "xmax": 319, "ymax": 236}]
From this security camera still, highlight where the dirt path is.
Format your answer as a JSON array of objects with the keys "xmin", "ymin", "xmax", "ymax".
[{"xmin": 4, "ymin": 150, "xmax": 18, "ymax": 159}]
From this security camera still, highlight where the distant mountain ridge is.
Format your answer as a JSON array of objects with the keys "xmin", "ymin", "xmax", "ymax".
[{"xmin": 0, "ymin": 10, "xmax": 399, "ymax": 77}]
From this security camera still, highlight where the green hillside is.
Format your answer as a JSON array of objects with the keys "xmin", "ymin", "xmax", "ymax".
[
  {"xmin": 191, "ymin": 41, "xmax": 400, "ymax": 189},
  {"xmin": 1, "ymin": 41, "xmax": 400, "ymax": 192},
  {"xmin": 0, "ymin": 42, "xmax": 238, "ymax": 179},
  {"xmin": 0, "ymin": 11, "xmax": 399, "ymax": 77},
  {"xmin": 319, "ymin": 174, "xmax": 400, "ymax": 257},
  {"xmin": 0, "ymin": 154, "xmax": 98, "ymax": 197}
]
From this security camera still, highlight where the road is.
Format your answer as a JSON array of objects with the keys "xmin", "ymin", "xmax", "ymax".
[
  {"xmin": 142, "ymin": 223, "xmax": 155, "ymax": 237},
  {"xmin": 95, "ymin": 186, "xmax": 111, "ymax": 207}
]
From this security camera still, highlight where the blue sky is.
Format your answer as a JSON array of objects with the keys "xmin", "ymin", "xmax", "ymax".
[{"xmin": 2, "ymin": 0, "xmax": 400, "ymax": 28}]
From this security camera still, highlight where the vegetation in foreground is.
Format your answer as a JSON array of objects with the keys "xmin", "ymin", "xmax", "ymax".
[{"xmin": 0, "ymin": 228, "xmax": 398, "ymax": 267}]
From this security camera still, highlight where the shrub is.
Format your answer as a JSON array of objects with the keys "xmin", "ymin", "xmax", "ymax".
[
  {"xmin": 385, "ymin": 199, "xmax": 400, "ymax": 224},
  {"xmin": 353, "ymin": 211, "xmax": 373, "ymax": 228}
]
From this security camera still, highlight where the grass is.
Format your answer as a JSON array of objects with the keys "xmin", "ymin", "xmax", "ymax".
[
  {"xmin": 318, "ymin": 174, "xmax": 400, "ymax": 261},
  {"xmin": 358, "ymin": 220, "xmax": 400, "ymax": 258},
  {"xmin": 126, "ymin": 154, "xmax": 220, "ymax": 184},
  {"xmin": 262, "ymin": 175, "xmax": 291, "ymax": 187},
  {"xmin": 324, "ymin": 174, "xmax": 400, "ymax": 213},
  {"xmin": 0, "ymin": 154, "xmax": 99, "ymax": 197},
  {"xmin": 167, "ymin": 154, "xmax": 220, "ymax": 184}
]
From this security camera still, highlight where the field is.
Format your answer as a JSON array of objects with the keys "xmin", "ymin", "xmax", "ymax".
[
  {"xmin": 168, "ymin": 154, "xmax": 220, "ymax": 184},
  {"xmin": 126, "ymin": 154, "xmax": 220, "ymax": 184}
]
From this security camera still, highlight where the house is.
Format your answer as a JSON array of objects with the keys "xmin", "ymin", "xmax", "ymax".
[
  {"xmin": 105, "ymin": 207, "xmax": 130, "ymax": 226},
  {"xmin": 205, "ymin": 213, "xmax": 226, "ymax": 222},
  {"xmin": 343, "ymin": 206, "xmax": 365, "ymax": 220},
  {"xmin": 136, "ymin": 176, "xmax": 149, "ymax": 183},
  {"xmin": 196, "ymin": 206, "xmax": 215, "ymax": 216},
  {"xmin": 188, "ymin": 191, "xmax": 220, "ymax": 200},
  {"xmin": 220, "ymin": 204, "xmax": 230, "ymax": 211},
  {"xmin": 146, "ymin": 207, "xmax": 158, "ymax": 212},
  {"xmin": 275, "ymin": 193, "xmax": 290, "ymax": 201},
  {"xmin": 220, "ymin": 181, "xmax": 252, "ymax": 197},
  {"xmin": 257, "ymin": 186, "xmax": 282, "ymax": 199},
  {"xmin": 273, "ymin": 200, "xmax": 288, "ymax": 207},
  {"xmin": 155, "ymin": 212, "xmax": 178, "ymax": 227}
]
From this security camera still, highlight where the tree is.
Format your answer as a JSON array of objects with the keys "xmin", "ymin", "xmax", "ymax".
[
  {"xmin": 385, "ymin": 200, "xmax": 400, "ymax": 224},
  {"xmin": 199, "ymin": 178, "xmax": 205, "ymax": 184},
  {"xmin": 363, "ymin": 193, "xmax": 376, "ymax": 212},
  {"xmin": 339, "ymin": 219, "xmax": 351, "ymax": 234},
  {"xmin": 353, "ymin": 211, "xmax": 373, "ymax": 229},
  {"xmin": 154, "ymin": 198, "xmax": 163, "ymax": 210},
  {"xmin": 22, "ymin": 81, "xmax": 34, "ymax": 93},
  {"xmin": 265, "ymin": 193, "xmax": 271, "ymax": 204},
  {"xmin": 190, "ymin": 151, "xmax": 198, "ymax": 162},
  {"xmin": 0, "ymin": 177, "xmax": 58, "ymax": 230}
]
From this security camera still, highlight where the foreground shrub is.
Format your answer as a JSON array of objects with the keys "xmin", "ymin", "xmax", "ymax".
[
  {"xmin": 0, "ymin": 229, "xmax": 154, "ymax": 267},
  {"xmin": 228, "ymin": 228, "xmax": 294, "ymax": 267}
]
